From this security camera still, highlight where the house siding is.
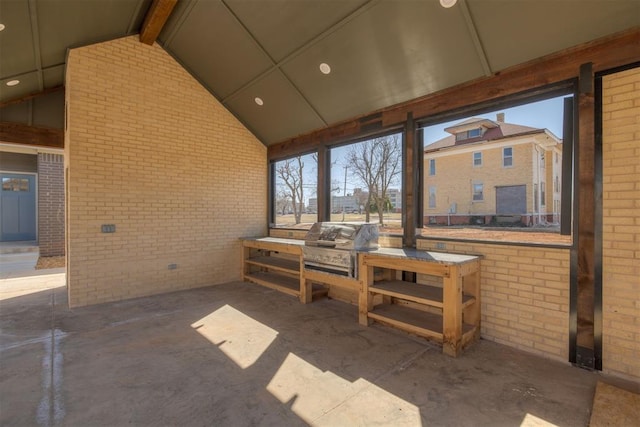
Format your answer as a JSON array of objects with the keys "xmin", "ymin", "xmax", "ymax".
[
  {"xmin": 424, "ymin": 141, "xmax": 536, "ymax": 224},
  {"xmin": 65, "ymin": 36, "xmax": 266, "ymax": 307},
  {"xmin": 601, "ymin": 66, "xmax": 640, "ymax": 382}
]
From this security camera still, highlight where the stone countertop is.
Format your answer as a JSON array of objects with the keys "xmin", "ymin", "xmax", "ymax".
[
  {"xmin": 362, "ymin": 247, "xmax": 481, "ymax": 265},
  {"xmin": 241, "ymin": 237, "xmax": 305, "ymax": 246}
]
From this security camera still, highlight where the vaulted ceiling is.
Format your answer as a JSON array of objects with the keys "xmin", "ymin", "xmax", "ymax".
[{"xmin": 0, "ymin": 0, "xmax": 638, "ymax": 145}]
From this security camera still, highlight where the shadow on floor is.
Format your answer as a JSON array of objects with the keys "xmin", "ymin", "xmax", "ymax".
[{"xmin": 1, "ymin": 280, "xmax": 601, "ymax": 426}]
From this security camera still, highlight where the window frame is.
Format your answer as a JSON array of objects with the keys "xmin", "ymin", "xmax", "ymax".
[
  {"xmin": 428, "ymin": 186, "xmax": 436, "ymax": 209},
  {"xmin": 428, "ymin": 158, "xmax": 436, "ymax": 176},
  {"xmin": 503, "ymin": 147, "xmax": 513, "ymax": 167},
  {"xmin": 472, "ymin": 182, "xmax": 484, "ymax": 202},
  {"xmin": 472, "ymin": 151, "xmax": 483, "ymax": 167}
]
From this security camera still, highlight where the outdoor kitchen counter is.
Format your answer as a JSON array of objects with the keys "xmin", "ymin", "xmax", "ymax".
[
  {"xmin": 242, "ymin": 237, "xmax": 327, "ymax": 303},
  {"xmin": 358, "ymin": 248, "xmax": 482, "ymax": 357}
]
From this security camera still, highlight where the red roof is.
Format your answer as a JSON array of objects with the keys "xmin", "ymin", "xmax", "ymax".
[{"xmin": 425, "ymin": 118, "xmax": 544, "ymax": 153}]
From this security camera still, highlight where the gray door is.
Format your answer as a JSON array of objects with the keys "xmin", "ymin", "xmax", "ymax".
[
  {"xmin": 1, "ymin": 173, "xmax": 36, "ymax": 241},
  {"xmin": 496, "ymin": 185, "xmax": 526, "ymax": 214}
]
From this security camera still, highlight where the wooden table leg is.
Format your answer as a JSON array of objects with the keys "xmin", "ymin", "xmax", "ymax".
[
  {"xmin": 358, "ymin": 255, "xmax": 373, "ymax": 325},
  {"xmin": 443, "ymin": 266, "xmax": 462, "ymax": 357}
]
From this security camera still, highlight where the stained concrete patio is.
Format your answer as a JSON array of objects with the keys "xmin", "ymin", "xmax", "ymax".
[{"xmin": 1, "ymin": 269, "xmax": 603, "ymax": 427}]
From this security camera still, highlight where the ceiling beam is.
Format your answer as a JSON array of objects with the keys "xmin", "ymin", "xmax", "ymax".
[
  {"xmin": 0, "ymin": 86, "xmax": 64, "ymax": 109},
  {"xmin": 268, "ymin": 28, "xmax": 640, "ymax": 160},
  {"xmin": 0, "ymin": 121, "xmax": 63, "ymax": 149},
  {"xmin": 459, "ymin": 0, "xmax": 491, "ymax": 76},
  {"xmin": 139, "ymin": 0, "xmax": 178, "ymax": 46}
]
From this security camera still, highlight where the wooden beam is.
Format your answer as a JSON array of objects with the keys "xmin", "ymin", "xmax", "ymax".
[
  {"xmin": 0, "ymin": 121, "xmax": 63, "ymax": 149},
  {"xmin": 0, "ymin": 86, "xmax": 64, "ymax": 109},
  {"xmin": 575, "ymin": 62, "xmax": 596, "ymax": 368},
  {"xmin": 139, "ymin": 0, "xmax": 178, "ymax": 46},
  {"xmin": 267, "ymin": 28, "xmax": 640, "ymax": 159},
  {"xmin": 403, "ymin": 113, "xmax": 416, "ymax": 248}
]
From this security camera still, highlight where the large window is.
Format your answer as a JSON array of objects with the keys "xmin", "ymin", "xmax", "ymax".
[
  {"xmin": 420, "ymin": 94, "xmax": 571, "ymax": 243},
  {"xmin": 329, "ymin": 132, "xmax": 403, "ymax": 233},
  {"xmin": 272, "ymin": 152, "xmax": 317, "ymax": 229}
]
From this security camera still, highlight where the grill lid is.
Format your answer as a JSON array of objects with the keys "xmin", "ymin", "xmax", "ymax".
[{"xmin": 304, "ymin": 222, "xmax": 379, "ymax": 251}]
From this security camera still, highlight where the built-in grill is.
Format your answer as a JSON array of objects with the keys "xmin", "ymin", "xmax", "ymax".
[{"xmin": 303, "ymin": 222, "xmax": 379, "ymax": 278}]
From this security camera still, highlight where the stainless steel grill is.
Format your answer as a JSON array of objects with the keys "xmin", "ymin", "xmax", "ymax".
[{"xmin": 303, "ymin": 222, "xmax": 379, "ymax": 278}]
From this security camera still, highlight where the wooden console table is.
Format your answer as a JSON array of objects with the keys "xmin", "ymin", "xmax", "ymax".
[{"xmin": 358, "ymin": 248, "xmax": 481, "ymax": 357}]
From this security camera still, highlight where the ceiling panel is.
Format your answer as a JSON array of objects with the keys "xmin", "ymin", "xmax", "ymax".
[
  {"xmin": 0, "ymin": 71, "xmax": 39, "ymax": 103},
  {"xmin": 282, "ymin": 1, "xmax": 486, "ymax": 126},
  {"xmin": 163, "ymin": 0, "xmax": 273, "ymax": 99},
  {"xmin": 225, "ymin": 70, "xmax": 326, "ymax": 145},
  {"xmin": 37, "ymin": 0, "xmax": 146, "ymax": 68},
  {"xmin": 32, "ymin": 90, "xmax": 64, "ymax": 128},
  {"xmin": 43, "ymin": 65, "xmax": 65, "ymax": 87},
  {"xmin": 469, "ymin": 0, "xmax": 640, "ymax": 72},
  {"xmin": 0, "ymin": 0, "xmax": 37, "ymax": 79},
  {"xmin": 225, "ymin": 0, "xmax": 368, "ymax": 62}
]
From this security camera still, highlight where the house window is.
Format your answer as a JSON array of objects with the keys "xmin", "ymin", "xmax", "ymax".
[
  {"xmin": 473, "ymin": 152, "xmax": 482, "ymax": 167},
  {"xmin": 541, "ymin": 182, "xmax": 546, "ymax": 206},
  {"xmin": 503, "ymin": 147, "xmax": 513, "ymax": 167},
  {"xmin": 472, "ymin": 183, "xmax": 484, "ymax": 201},
  {"xmin": 456, "ymin": 128, "xmax": 482, "ymax": 141},
  {"xmin": 540, "ymin": 152, "xmax": 545, "ymax": 168},
  {"xmin": 2, "ymin": 178, "xmax": 30, "ymax": 192},
  {"xmin": 429, "ymin": 158, "xmax": 436, "ymax": 176},
  {"xmin": 554, "ymin": 176, "xmax": 559, "ymax": 192},
  {"xmin": 428, "ymin": 186, "xmax": 436, "ymax": 208}
]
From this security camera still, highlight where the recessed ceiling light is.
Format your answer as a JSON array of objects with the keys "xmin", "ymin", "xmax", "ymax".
[
  {"xmin": 254, "ymin": 97, "xmax": 264, "ymax": 106},
  {"xmin": 0, "ymin": 24, "xmax": 6, "ymax": 32},
  {"xmin": 6, "ymin": 80, "xmax": 20, "ymax": 87},
  {"xmin": 440, "ymin": 0, "xmax": 457, "ymax": 8},
  {"xmin": 319, "ymin": 63, "xmax": 331, "ymax": 75}
]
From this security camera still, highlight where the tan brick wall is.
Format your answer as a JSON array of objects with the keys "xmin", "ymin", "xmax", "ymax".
[
  {"xmin": 417, "ymin": 239, "xmax": 570, "ymax": 361},
  {"xmin": 65, "ymin": 36, "xmax": 267, "ymax": 307},
  {"xmin": 601, "ymin": 67, "xmax": 640, "ymax": 381}
]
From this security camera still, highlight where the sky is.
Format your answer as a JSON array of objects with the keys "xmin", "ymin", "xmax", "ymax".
[{"xmin": 277, "ymin": 94, "xmax": 571, "ymax": 204}]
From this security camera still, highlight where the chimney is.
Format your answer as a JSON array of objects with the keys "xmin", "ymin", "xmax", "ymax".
[{"xmin": 496, "ymin": 112, "xmax": 505, "ymax": 122}]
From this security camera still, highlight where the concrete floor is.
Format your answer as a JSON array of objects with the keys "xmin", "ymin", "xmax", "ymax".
[{"xmin": 1, "ymin": 271, "xmax": 602, "ymax": 427}]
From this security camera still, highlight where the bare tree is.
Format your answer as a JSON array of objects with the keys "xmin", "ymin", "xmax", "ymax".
[
  {"xmin": 275, "ymin": 156, "xmax": 305, "ymax": 224},
  {"xmin": 346, "ymin": 135, "xmax": 401, "ymax": 224},
  {"xmin": 275, "ymin": 187, "xmax": 290, "ymax": 216}
]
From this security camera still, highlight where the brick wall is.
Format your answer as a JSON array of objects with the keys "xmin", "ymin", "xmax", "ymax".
[
  {"xmin": 417, "ymin": 239, "xmax": 570, "ymax": 361},
  {"xmin": 601, "ymin": 67, "xmax": 640, "ymax": 382},
  {"xmin": 37, "ymin": 152, "xmax": 65, "ymax": 256},
  {"xmin": 65, "ymin": 36, "xmax": 266, "ymax": 307}
]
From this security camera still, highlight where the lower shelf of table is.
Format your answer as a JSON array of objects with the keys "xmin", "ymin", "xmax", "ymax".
[
  {"xmin": 244, "ymin": 271, "xmax": 328, "ymax": 299},
  {"xmin": 367, "ymin": 303, "xmax": 477, "ymax": 344}
]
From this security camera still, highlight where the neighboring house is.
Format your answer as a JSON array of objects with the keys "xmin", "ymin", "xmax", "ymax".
[
  {"xmin": 0, "ymin": 90, "xmax": 65, "ymax": 256},
  {"xmin": 423, "ymin": 113, "xmax": 562, "ymax": 227}
]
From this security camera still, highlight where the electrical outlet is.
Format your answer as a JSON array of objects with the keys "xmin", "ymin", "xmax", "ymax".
[{"xmin": 101, "ymin": 224, "xmax": 116, "ymax": 233}]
